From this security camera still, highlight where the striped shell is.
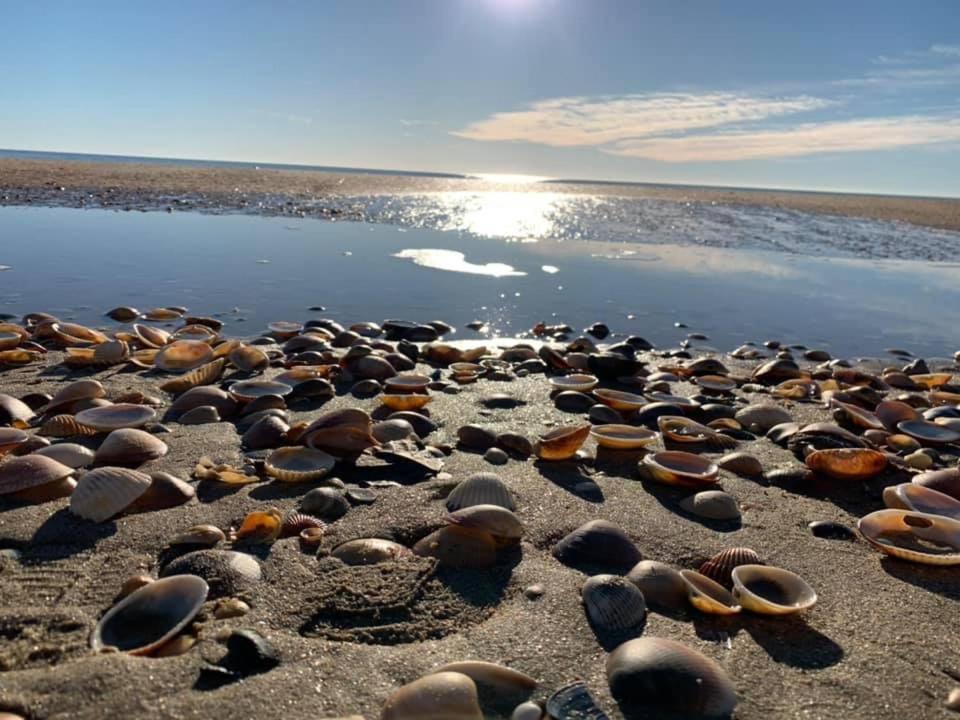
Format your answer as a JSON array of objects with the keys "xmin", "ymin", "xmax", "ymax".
[
  {"xmin": 265, "ymin": 446, "xmax": 336, "ymax": 482},
  {"xmin": 159, "ymin": 358, "xmax": 226, "ymax": 395},
  {"xmin": 94, "ymin": 428, "xmax": 168, "ymax": 466},
  {"xmin": 281, "ymin": 511, "xmax": 325, "ymax": 538},
  {"xmin": 445, "ymin": 472, "xmax": 515, "ymax": 512},
  {"xmin": 0, "ymin": 454, "xmax": 74, "ymax": 495},
  {"xmin": 553, "ymin": 520, "xmax": 642, "ymax": 574},
  {"xmin": 70, "ymin": 466, "xmax": 153, "ymax": 522},
  {"xmin": 698, "ymin": 547, "xmax": 762, "ymax": 588},
  {"xmin": 581, "ymin": 574, "xmax": 647, "ymax": 631}
]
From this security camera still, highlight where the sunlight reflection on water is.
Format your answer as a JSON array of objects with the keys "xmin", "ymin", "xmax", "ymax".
[
  {"xmin": 434, "ymin": 192, "xmax": 565, "ymax": 242},
  {"xmin": 392, "ymin": 248, "xmax": 526, "ymax": 277}
]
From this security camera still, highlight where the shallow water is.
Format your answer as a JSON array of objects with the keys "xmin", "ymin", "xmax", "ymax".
[{"xmin": 0, "ymin": 204, "xmax": 958, "ymax": 358}]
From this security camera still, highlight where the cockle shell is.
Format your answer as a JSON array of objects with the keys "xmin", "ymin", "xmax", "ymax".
[
  {"xmin": 679, "ymin": 490, "xmax": 741, "ymax": 521},
  {"xmin": 160, "ymin": 550, "xmax": 261, "ymax": 597},
  {"xmin": 92, "ymin": 340, "xmax": 129, "ymax": 365},
  {"xmin": 143, "ymin": 307, "xmax": 183, "ymax": 321},
  {"xmin": 858, "ymin": 509, "xmax": 960, "ymax": 565},
  {"xmin": 331, "ymin": 538, "xmax": 413, "ymax": 565},
  {"xmin": 679, "ymin": 570, "xmax": 741, "ymax": 615},
  {"xmin": 49, "ymin": 321, "xmax": 108, "ymax": 346},
  {"xmin": 444, "ymin": 504, "xmax": 523, "ymax": 546},
  {"xmin": 0, "ymin": 454, "xmax": 74, "ymax": 496},
  {"xmin": 804, "ymin": 448, "xmax": 888, "ymax": 480},
  {"xmin": 159, "ymin": 358, "xmax": 226, "ymax": 395},
  {"xmin": 626, "ymin": 560, "xmax": 688, "ymax": 611},
  {"xmin": 698, "ymin": 547, "xmax": 763, "ymax": 588},
  {"xmin": 265, "ymin": 446, "xmax": 336, "ymax": 482},
  {"xmin": 553, "ymin": 520, "xmax": 642, "ymax": 574},
  {"xmin": 75, "ymin": 403, "xmax": 156, "ymax": 432},
  {"xmin": 445, "ymin": 472, "xmax": 515, "ymax": 512},
  {"xmin": 70, "ymin": 466, "xmax": 153, "ymax": 522},
  {"xmin": 382, "ymin": 671, "xmax": 483, "ymax": 720},
  {"xmin": 93, "ymin": 428, "xmax": 168, "ymax": 466},
  {"xmin": 730, "ymin": 564, "xmax": 817, "ymax": 615},
  {"xmin": 581, "ymin": 574, "xmax": 647, "ymax": 631},
  {"xmin": 155, "ymin": 340, "xmax": 214, "ymax": 372},
  {"xmin": 92, "ymin": 574, "xmax": 208, "ymax": 655},
  {"xmin": 883, "ymin": 483, "xmax": 960, "ymax": 520},
  {"xmin": 301, "ymin": 487, "xmax": 350, "ymax": 519},
  {"xmin": 280, "ymin": 511, "xmax": 325, "ymax": 538},
  {"xmin": 534, "ymin": 423, "xmax": 591, "ymax": 461},
  {"xmin": 640, "ymin": 451, "xmax": 719, "ymax": 488}
]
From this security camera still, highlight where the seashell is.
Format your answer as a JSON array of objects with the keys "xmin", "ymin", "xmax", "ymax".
[
  {"xmin": 588, "ymin": 352, "xmax": 642, "ymax": 380},
  {"xmin": 413, "ymin": 525, "xmax": 498, "ymax": 568},
  {"xmin": 429, "ymin": 661, "xmax": 536, "ymax": 695},
  {"xmin": 495, "ymin": 431, "xmax": 534, "ymax": 458},
  {"xmin": 267, "ymin": 320, "xmax": 303, "ymax": 339},
  {"xmin": 640, "ymin": 451, "xmax": 719, "ymax": 488},
  {"xmin": 381, "ymin": 393, "xmax": 432, "ymax": 411},
  {"xmin": 717, "ymin": 451, "xmax": 763, "ymax": 478},
  {"xmin": 155, "ymin": 340, "xmax": 214, "ymax": 372},
  {"xmin": 159, "ymin": 358, "xmax": 226, "ymax": 395},
  {"xmin": 883, "ymin": 483, "xmax": 960, "ymax": 520},
  {"xmin": 70, "ymin": 466, "xmax": 152, "ymax": 522},
  {"xmin": 384, "ymin": 373, "xmax": 431, "ymax": 393},
  {"xmin": 831, "ymin": 400, "xmax": 884, "ymax": 431},
  {"xmin": 242, "ymin": 415, "xmax": 290, "ymax": 450},
  {"xmin": 301, "ymin": 487, "xmax": 351, "ymax": 519},
  {"xmin": 734, "ymin": 404, "xmax": 793, "ymax": 433},
  {"xmin": 534, "ymin": 423, "xmax": 591, "ymax": 461},
  {"xmin": 143, "ymin": 307, "xmax": 183, "ymax": 322},
  {"xmin": 445, "ymin": 504, "xmax": 523, "ymax": 546},
  {"xmin": 679, "ymin": 490, "xmax": 741, "ymax": 521},
  {"xmin": 49, "ymin": 321, "xmax": 109, "ymax": 346},
  {"xmin": 92, "ymin": 340, "xmax": 129, "ymax": 365},
  {"xmin": 281, "ymin": 511, "xmax": 325, "ymax": 538},
  {"xmin": 0, "ymin": 330, "xmax": 21, "ymax": 351},
  {"xmin": 213, "ymin": 598, "xmax": 250, "ymax": 619},
  {"xmin": 172, "ymin": 324, "xmax": 218, "ymax": 343},
  {"xmin": 657, "ymin": 416, "xmax": 736, "ymax": 449},
  {"xmin": 693, "ymin": 374, "xmax": 737, "ymax": 394},
  {"xmin": 92, "ymin": 574, "xmax": 208, "ymax": 655},
  {"xmin": 581, "ymin": 574, "xmax": 647, "ymax": 631},
  {"xmin": 679, "ymin": 570, "xmax": 741, "ymax": 614},
  {"xmin": 809, "ymin": 520, "xmax": 856, "ymax": 540},
  {"xmin": 302, "ymin": 408, "xmax": 377, "ymax": 454},
  {"xmin": 106, "ymin": 306, "xmax": 141, "ymax": 322},
  {"xmin": 590, "ymin": 424, "xmax": 658, "ymax": 450},
  {"xmin": 229, "ymin": 379, "xmax": 293, "ymax": 403},
  {"xmin": 897, "ymin": 419, "xmax": 960, "ymax": 445},
  {"xmin": 626, "ymin": 560, "xmax": 688, "ymax": 611},
  {"xmin": 382, "ymin": 671, "xmax": 482, "ymax": 720},
  {"xmin": 265, "ymin": 446, "xmax": 336, "ymax": 482},
  {"xmin": 193, "ymin": 458, "xmax": 259, "ymax": 486},
  {"xmin": 885, "ymin": 433, "xmax": 919, "ymax": 453},
  {"xmin": 160, "ymin": 550, "xmax": 261, "ymax": 597},
  {"xmin": 170, "ymin": 386, "xmax": 237, "ymax": 419},
  {"xmin": 346, "ymin": 354, "xmax": 397, "ymax": 382},
  {"xmin": 752, "ymin": 358, "xmax": 802, "ymax": 385},
  {"xmin": 117, "ymin": 573, "xmax": 154, "ymax": 600},
  {"xmin": 913, "ymin": 468, "xmax": 960, "ymax": 501},
  {"xmin": 730, "ymin": 564, "xmax": 816, "ymax": 615},
  {"xmin": 698, "ymin": 547, "xmax": 762, "ymax": 588},
  {"xmin": 389, "ymin": 411, "xmax": 437, "ymax": 438},
  {"xmin": 0, "ymin": 393, "xmax": 36, "ymax": 426},
  {"xmin": 44, "ymin": 379, "xmax": 106, "ymax": 415},
  {"xmin": 299, "ymin": 526, "xmax": 326, "ymax": 547},
  {"xmin": 126, "ymin": 472, "xmax": 195, "ymax": 514},
  {"xmin": 38, "ymin": 414, "xmax": 98, "ymax": 438},
  {"xmin": 372, "ymin": 419, "xmax": 415, "ymax": 443},
  {"xmin": 910, "ymin": 372, "xmax": 953, "ymax": 389},
  {"xmin": 457, "ymin": 424, "xmax": 497, "ymax": 450},
  {"xmin": 94, "ymin": 428, "xmax": 168, "ymax": 466},
  {"xmin": 606, "ymin": 637, "xmax": 737, "ymax": 718},
  {"xmin": 75, "ymin": 403, "xmax": 156, "ymax": 432},
  {"xmin": 549, "ymin": 374, "xmax": 599, "ymax": 392},
  {"xmin": 0, "ymin": 427, "xmax": 29, "ymax": 457},
  {"xmin": 445, "ymin": 472, "xmax": 515, "ymax": 511},
  {"xmin": 858, "ymin": 509, "xmax": 960, "ymax": 565},
  {"xmin": 592, "ymin": 388, "xmax": 646, "ymax": 411},
  {"xmin": 0, "ymin": 348, "xmax": 42, "ymax": 366},
  {"xmin": 0, "ymin": 454, "xmax": 74, "ymax": 496},
  {"xmin": 178, "ymin": 405, "xmax": 221, "ymax": 425},
  {"xmin": 33, "ymin": 441, "xmax": 93, "ymax": 468},
  {"xmin": 234, "ymin": 508, "xmax": 283, "ymax": 543},
  {"xmin": 132, "ymin": 323, "xmax": 171, "ymax": 348},
  {"xmin": 331, "ymin": 538, "xmax": 413, "ymax": 565},
  {"xmin": 553, "ymin": 520, "xmax": 642, "ymax": 573},
  {"xmin": 931, "ymin": 389, "xmax": 960, "ymax": 406},
  {"xmin": 546, "ymin": 681, "xmax": 608, "ymax": 720},
  {"xmin": 170, "ymin": 524, "xmax": 225, "ymax": 547},
  {"xmin": 805, "ymin": 448, "xmax": 888, "ymax": 480}
]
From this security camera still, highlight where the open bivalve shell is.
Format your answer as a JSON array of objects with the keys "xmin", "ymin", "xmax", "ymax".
[
  {"xmin": 92, "ymin": 574, "xmax": 208, "ymax": 655},
  {"xmin": 590, "ymin": 424, "xmax": 658, "ymax": 450},
  {"xmin": 70, "ymin": 467, "xmax": 153, "ymax": 522},
  {"xmin": 641, "ymin": 451, "xmax": 719, "ymax": 488},
  {"xmin": 75, "ymin": 403, "xmax": 157, "ymax": 432},
  {"xmin": 731, "ymin": 564, "xmax": 817, "ymax": 615},
  {"xmin": 534, "ymin": 423, "xmax": 591, "ymax": 461},
  {"xmin": 858, "ymin": 509, "xmax": 960, "ymax": 565},
  {"xmin": 679, "ymin": 570, "xmax": 741, "ymax": 615},
  {"xmin": 264, "ymin": 446, "xmax": 336, "ymax": 482},
  {"xmin": 593, "ymin": 388, "xmax": 646, "ymax": 411},
  {"xmin": 548, "ymin": 374, "xmax": 598, "ymax": 392}
]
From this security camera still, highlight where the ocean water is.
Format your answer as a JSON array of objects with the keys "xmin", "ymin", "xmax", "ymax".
[{"xmin": 0, "ymin": 201, "xmax": 958, "ymax": 359}]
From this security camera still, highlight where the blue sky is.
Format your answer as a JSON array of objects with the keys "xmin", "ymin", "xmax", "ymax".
[{"xmin": 2, "ymin": 0, "xmax": 959, "ymax": 195}]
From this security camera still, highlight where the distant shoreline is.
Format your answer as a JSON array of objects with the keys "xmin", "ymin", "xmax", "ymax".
[{"xmin": 1, "ymin": 156, "xmax": 959, "ymax": 233}]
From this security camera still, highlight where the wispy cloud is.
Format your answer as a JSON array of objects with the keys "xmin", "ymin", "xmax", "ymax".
[
  {"xmin": 452, "ymin": 93, "xmax": 831, "ymax": 147},
  {"xmin": 931, "ymin": 44, "xmax": 960, "ymax": 57},
  {"xmin": 607, "ymin": 116, "xmax": 960, "ymax": 162},
  {"xmin": 400, "ymin": 119, "xmax": 439, "ymax": 127}
]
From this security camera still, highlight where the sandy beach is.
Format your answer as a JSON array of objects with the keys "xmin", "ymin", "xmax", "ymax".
[{"xmin": 2, "ymin": 158, "xmax": 959, "ymax": 233}]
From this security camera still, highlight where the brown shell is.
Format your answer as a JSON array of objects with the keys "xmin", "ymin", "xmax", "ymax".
[
  {"xmin": 280, "ymin": 512, "xmax": 325, "ymax": 538},
  {"xmin": 45, "ymin": 379, "xmax": 106, "ymax": 415},
  {"xmin": 533, "ymin": 423, "xmax": 591, "ymax": 461},
  {"xmin": 75, "ymin": 403, "xmax": 157, "ymax": 432},
  {"xmin": 132, "ymin": 323, "xmax": 171, "ymax": 349},
  {"xmin": 698, "ymin": 547, "xmax": 763, "ymax": 588},
  {"xmin": 0, "ymin": 454, "xmax": 74, "ymax": 495},
  {"xmin": 93, "ymin": 428, "xmax": 169, "ymax": 466},
  {"xmin": 228, "ymin": 344, "xmax": 269, "ymax": 373},
  {"xmin": 805, "ymin": 448, "xmax": 888, "ymax": 480},
  {"xmin": 302, "ymin": 408, "xmax": 378, "ymax": 454},
  {"xmin": 155, "ymin": 340, "xmax": 214, "ymax": 372},
  {"xmin": 39, "ymin": 414, "xmax": 99, "ymax": 438},
  {"xmin": 159, "ymin": 358, "xmax": 226, "ymax": 395},
  {"xmin": 234, "ymin": 508, "xmax": 283, "ymax": 543}
]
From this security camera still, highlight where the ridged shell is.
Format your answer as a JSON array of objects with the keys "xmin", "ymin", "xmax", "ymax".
[
  {"xmin": 280, "ymin": 511, "xmax": 325, "ymax": 538},
  {"xmin": 70, "ymin": 466, "xmax": 153, "ymax": 522},
  {"xmin": 698, "ymin": 547, "xmax": 762, "ymax": 588},
  {"xmin": 332, "ymin": 538, "xmax": 414, "ymax": 565},
  {"xmin": 731, "ymin": 564, "xmax": 817, "ymax": 615},
  {"xmin": 0, "ymin": 454, "xmax": 74, "ymax": 495},
  {"xmin": 92, "ymin": 574, "xmax": 208, "ymax": 655},
  {"xmin": 626, "ymin": 560, "xmax": 688, "ymax": 611},
  {"xmin": 444, "ymin": 504, "xmax": 523, "ymax": 544},
  {"xmin": 413, "ymin": 525, "xmax": 497, "ymax": 568},
  {"xmin": 679, "ymin": 490, "xmax": 741, "ymax": 521},
  {"xmin": 93, "ymin": 428, "xmax": 168, "ymax": 466},
  {"xmin": 445, "ymin": 472, "xmax": 515, "ymax": 512},
  {"xmin": 92, "ymin": 340, "xmax": 129, "ymax": 365},
  {"xmin": 75, "ymin": 403, "xmax": 156, "ymax": 432},
  {"xmin": 44, "ymin": 379, "xmax": 106, "ymax": 414},
  {"xmin": 33, "ymin": 441, "xmax": 94, "ymax": 468},
  {"xmin": 858, "ymin": 509, "xmax": 960, "ymax": 565},
  {"xmin": 581, "ymin": 574, "xmax": 647, "ymax": 631},
  {"xmin": 382, "ymin": 672, "xmax": 482, "ymax": 720},
  {"xmin": 606, "ymin": 637, "xmax": 737, "ymax": 718},
  {"xmin": 680, "ymin": 570, "xmax": 741, "ymax": 615},
  {"xmin": 155, "ymin": 340, "xmax": 214, "ymax": 372},
  {"xmin": 159, "ymin": 358, "xmax": 226, "ymax": 395},
  {"xmin": 534, "ymin": 423, "xmax": 591, "ymax": 460},
  {"xmin": 265, "ymin": 446, "xmax": 336, "ymax": 482},
  {"xmin": 553, "ymin": 520, "xmax": 642, "ymax": 574},
  {"xmin": 804, "ymin": 448, "xmax": 888, "ymax": 480}
]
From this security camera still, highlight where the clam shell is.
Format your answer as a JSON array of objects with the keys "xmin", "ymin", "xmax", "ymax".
[
  {"xmin": 44, "ymin": 379, "xmax": 106, "ymax": 415},
  {"xmin": 858, "ymin": 509, "xmax": 960, "ymax": 564},
  {"xmin": 734, "ymin": 404, "xmax": 793, "ymax": 433},
  {"xmin": 302, "ymin": 408, "xmax": 377, "ymax": 454},
  {"xmin": 169, "ymin": 524, "xmax": 225, "ymax": 547},
  {"xmin": 34, "ymin": 441, "xmax": 94, "ymax": 468},
  {"xmin": 679, "ymin": 570, "xmax": 741, "ymax": 615},
  {"xmin": 0, "ymin": 454, "xmax": 74, "ymax": 496},
  {"xmin": 242, "ymin": 415, "xmax": 290, "ymax": 450},
  {"xmin": 155, "ymin": 340, "xmax": 213, "ymax": 372},
  {"xmin": 70, "ymin": 466, "xmax": 153, "ymax": 522},
  {"xmin": 695, "ymin": 375, "xmax": 737, "ymax": 393},
  {"xmin": 913, "ymin": 468, "xmax": 960, "ymax": 501},
  {"xmin": 347, "ymin": 354, "xmax": 397, "ymax": 381},
  {"xmin": 626, "ymin": 560, "xmax": 688, "ymax": 611},
  {"xmin": 132, "ymin": 323, "xmax": 171, "ymax": 348},
  {"xmin": 731, "ymin": 564, "xmax": 817, "ymax": 615},
  {"xmin": 228, "ymin": 380, "xmax": 293, "ymax": 402},
  {"xmin": 301, "ymin": 487, "xmax": 351, "ymax": 519},
  {"xmin": 445, "ymin": 504, "xmax": 523, "ymax": 545},
  {"xmin": 268, "ymin": 320, "xmax": 303, "ymax": 338},
  {"xmin": 413, "ymin": 525, "xmax": 497, "ymax": 568},
  {"xmin": 804, "ymin": 448, "xmax": 888, "ymax": 480},
  {"xmin": 717, "ymin": 451, "xmax": 763, "ymax": 478},
  {"xmin": 445, "ymin": 472, "xmax": 515, "ymax": 512},
  {"xmin": 382, "ymin": 671, "xmax": 482, "ymax": 720},
  {"xmin": 546, "ymin": 681, "xmax": 609, "ymax": 720},
  {"xmin": 384, "ymin": 373, "xmax": 431, "ymax": 393},
  {"xmin": 606, "ymin": 637, "xmax": 737, "ymax": 718},
  {"xmin": 126, "ymin": 472, "xmax": 195, "ymax": 514},
  {"xmin": 657, "ymin": 416, "xmax": 735, "ymax": 449},
  {"xmin": 178, "ymin": 405, "xmax": 220, "ymax": 425},
  {"xmin": 883, "ymin": 483, "xmax": 960, "ymax": 520},
  {"xmin": 372, "ymin": 419, "xmax": 415, "ymax": 443},
  {"xmin": 160, "ymin": 550, "xmax": 261, "ymax": 597},
  {"xmin": 429, "ymin": 661, "xmax": 536, "ymax": 695},
  {"xmin": 679, "ymin": 490, "xmax": 741, "ymax": 521},
  {"xmin": 381, "ymin": 393, "xmax": 432, "ymax": 411},
  {"xmin": 144, "ymin": 307, "xmax": 183, "ymax": 321},
  {"xmin": 7, "ymin": 475, "xmax": 76, "ymax": 503},
  {"xmin": 457, "ymin": 424, "xmax": 497, "ymax": 450},
  {"xmin": 0, "ymin": 393, "xmax": 36, "ymax": 425},
  {"xmin": 93, "ymin": 340, "xmax": 129, "ymax": 365},
  {"xmin": 265, "ymin": 446, "xmax": 336, "ymax": 482},
  {"xmin": 331, "ymin": 538, "xmax": 414, "ymax": 565},
  {"xmin": 590, "ymin": 424, "xmax": 658, "ymax": 450},
  {"xmin": 640, "ymin": 451, "xmax": 719, "ymax": 488},
  {"xmin": 94, "ymin": 428, "xmax": 168, "ymax": 466},
  {"xmin": 159, "ymin": 358, "xmax": 226, "ymax": 395},
  {"xmin": 0, "ymin": 427, "xmax": 29, "ymax": 457},
  {"xmin": 549, "ymin": 374, "xmax": 598, "ymax": 392},
  {"xmin": 910, "ymin": 372, "xmax": 953, "ymax": 389},
  {"xmin": 169, "ymin": 386, "xmax": 237, "ymax": 419},
  {"xmin": 92, "ymin": 574, "xmax": 208, "ymax": 655},
  {"xmin": 75, "ymin": 403, "xmax": 156, "ymax": 432},
  {"xmin": 897, "ymin": 419, "xmax": 960, "ymax": 445},
  {"xmin": 553, "ymin": 520, "xmax": 642, "ymax": 573},
  {"xmin": 581, "ymin": 574, "xmax": 647, "ymax": 631},
  {"xmin": 698, "ymin": 547, "xmax": 763, "ymax": 587},
  {"xmin": 593, "ymin": 388, "xmax": 646, "ymax": 411},
  {"xmin": 534, "ymin": 423, "xmax": 591, "ymax": 461}
]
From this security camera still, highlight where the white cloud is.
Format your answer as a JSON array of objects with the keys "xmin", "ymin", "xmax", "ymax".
[
  {"xmin": 931, "ymin": 44, "xmax": 960, "ymax": 57},
  {"xmin": 452, "ymin": 93, "xmax": 831, "ymax": 147},
  {"xmin": 607, "ymin": 116, "xmax": 960, "ymax": 162}
]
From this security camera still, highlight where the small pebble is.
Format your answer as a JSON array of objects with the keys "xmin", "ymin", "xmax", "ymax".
[
  {"xmin": 214, "ymin": 598, "xmax": 251, "ymax": 619},
  {"xmin": 905, "ymin": 451, "xmax": 934, "ymax": 470},
  {"xmin": 484, "ymin": 447, "xmax": 509, "ymax": 465},
  {"xmin": 524, "ymin": 584, "xmax": 545, "ymax": 600}
]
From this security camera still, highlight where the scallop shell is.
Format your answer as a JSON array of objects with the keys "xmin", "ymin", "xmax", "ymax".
[
  {"xmin": 679, "ymin": 570, "xmax": 742, "ymax": 615},
  {"xmin": 883, "ymin": 483, "xmax": 960, "ymax": 520},
  {"xmin": 382, "ymin": 671, "xmax": 482, "ymax": 720},
  {"xmin": 804, "ymin": 448, "xmax": 888, "ymax": 480},
  {"xmin": 159, "ymin": 358, "xmax": 226, "ymax": 395},
  {"xmin": 592, "ymin": 388, "xmax": 646, "ymax": 411},
  {"xmin": 698, "ymin": 547, "xmax": 763, "ymax": 588},
  {"xmin": 606, "ymin": 637, "xmax": 737, "ymax": 718},
  {"xmin": 589, "ymin": 424, "xmax": 658, "ymax": 450},
  {"xmin": 731, "ymin": 564, "xmax": 817, "ymax": 615},
  {"xmin": 412, "ymin": 525, "xmax": 498, "ymax": 568},
  {"xmin": 552, "ymin": 520, "xmax": 642, "ymax": 574},
  {"xmin": 548, "ymin": 374, "xmax": 599, "ymax": 392},
  {"xmin": 228, "ymin": 380, "xmax": 293, "ymax": 402},
  {"xmin": 92, "ymin": 574, "xmax": 208, "ymax": 655},
  {"xmin": 302, "ymin": 408, "xmax": 377, "ymax": 454},
  {"xmin": 39, "ymin": 414, "xmax": 98, "ymax": 438},
  {"xmin": 265, "ymin": 446, "xmax": 336, "ymax": 482},
  {"xmin": 445, "ymin": 472, "xmax": 515, "ymax": 512},
  {"xmin": 581, "ymin": 574, "xmax": 647, "ymax": 631},
  {"xmin": 332, "ymin": 538, "xmax": 414, "ymax": 565},
  {"xmin": 913, "ymin": 468, "xmax": 960, "ymax": 501},
  {"xmin": 93, "ymin": 428, "xmax": 168, "ymax": 466},
  {"xmin": 75, "ymin": 403, "xmax": 156, "ymax": 432},
  {"xmin": 169, "ymin": 386, "xmax": 237, "ymax": 419},
  {"xmin": 155, "ymin": 340, "xmax": 214, "ymax": 372},
  {"xmin": 445, "ymin": 504, "xmax": 523, "ymax": 545},
  {"xmin": 0, "ymin": 454, "xmax": 74, "ymax": 496},
  {"xmin": 534, "ymin": 423, "xmax": 591, "ymax": 461},
  {"xmin": 381, "ymin": 393, "xmax": 432, "ymax": 411},
  {"xmin": 679, "ymin": 490, "xmax": 741, "ymax": 521},
  {"xmin": 44, "ymin": 379, "xmax": 106, "ymax": 415},
  {"xmin": 858, "ymin": 509, "xmax": 960, "ymax": 564},
  {"xmin": 626, "ymin": 560, "xmax": 688, "ymax": 611},
  {"xmin": 640, "ymin": 451, "xmax": 719, "ymax": 488},
  {"xmin": 70, "ymin": 466, "xmax": 153, "ymax": 522}
]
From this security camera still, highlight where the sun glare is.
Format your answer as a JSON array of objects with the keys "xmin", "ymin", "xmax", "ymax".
[{"xmin": 473, "ymin": 173, "xmax": 550, "ymax": 184}]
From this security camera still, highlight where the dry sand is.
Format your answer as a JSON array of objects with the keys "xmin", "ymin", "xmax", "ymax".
[
  {"xmin": 2, "ymin": 158, "xmax": 959, "ymax": 232},
  {"xmin": 0, "ymin": 340, "xmax": 958, "ymax": 720}
]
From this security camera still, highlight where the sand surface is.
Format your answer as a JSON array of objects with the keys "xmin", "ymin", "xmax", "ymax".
[
  {"xmin": 2, "ymin": 158, "xmax": 959, "ymax": 232},
  {"xmin": 0, "ymin": 335, "xmax": 958, "ymax": 719}
]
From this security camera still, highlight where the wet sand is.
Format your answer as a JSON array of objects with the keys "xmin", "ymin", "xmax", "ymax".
[
  {"xmin": 0, "ymin": 335, "xmax": 958, "ymax": 719},
  {"xmin": 2, "ymin": 157, "xmax": 959, "ymax": 232}
]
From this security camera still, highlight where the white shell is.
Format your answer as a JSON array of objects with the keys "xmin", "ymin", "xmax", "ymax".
[{"xmin": 70, "ymin": 466, "xmax": 152, "ymax": 522}]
